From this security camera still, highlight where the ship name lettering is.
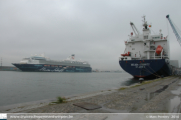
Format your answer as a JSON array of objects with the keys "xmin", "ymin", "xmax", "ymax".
[{"xmin": 131, "ymin": 63, "xmax": 150, "ymax": 68}]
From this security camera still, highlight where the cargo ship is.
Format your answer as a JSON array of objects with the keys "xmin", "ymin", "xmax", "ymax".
[
  {"xmin": 119, "ymin": 16, "xmax": 179, "ymax": 78},
  {"xmin": 12, "ymin": 54, "xmax": 92, "ymax": 72}
]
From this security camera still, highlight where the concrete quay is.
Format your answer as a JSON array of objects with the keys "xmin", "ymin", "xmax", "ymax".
[{"xmin": 2, "ymin": 76, "xmax": 181, "ymax": 113}]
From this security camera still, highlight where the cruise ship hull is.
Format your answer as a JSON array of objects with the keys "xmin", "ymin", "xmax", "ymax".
[
  {"xmin": 12, "ymin": 64, "xmax": 92, "ymax": 72},
  {"xmin": 119, "ymin": 59, "xmax": 172, "ymax": 78}
]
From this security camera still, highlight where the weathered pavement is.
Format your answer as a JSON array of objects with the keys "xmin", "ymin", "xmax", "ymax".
[{"xmin": 2, "ymin": 76, "xmax": 181, "ymax": 113}]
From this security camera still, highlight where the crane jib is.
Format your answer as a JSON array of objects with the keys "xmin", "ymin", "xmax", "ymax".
[{"xmin": 166, "ymin": 15, "xmax": 181, "ymax": 46}]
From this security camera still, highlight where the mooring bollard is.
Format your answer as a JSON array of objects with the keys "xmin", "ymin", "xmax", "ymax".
[{"xmin": 139, "ymin": 78, "xmax": 144, "ymax": 83}]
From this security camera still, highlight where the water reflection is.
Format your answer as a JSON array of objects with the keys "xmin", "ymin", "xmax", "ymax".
[
  {"xmin": 120, "ymin": 78, "xmax": 139, "ymax": 86},
  {"xmin": 168, "ymin": 96, "xmax": 181, "ymax": 113},
  {"xmin": 171, "ymin": 87, "xmax": 181, "ymax": 95},
  {"xmin": 145, "ymin": 92, "xmax": 159, "ymax": 101},
  {"xmin": 168, "ymin": 86, "xmax": 181, "ymax": 113},
  {"xmin": 121, "ymin": 77, "xmax": 156, "ymax": 86}
]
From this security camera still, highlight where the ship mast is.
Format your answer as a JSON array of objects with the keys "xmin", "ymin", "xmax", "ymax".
[
  {"xmin": 142, "ymin": 15, "xmax": 148, "ymax": 29},
  {"xmin": 1, "ymin": 58, "xmax": 2, "ymax": 67}
]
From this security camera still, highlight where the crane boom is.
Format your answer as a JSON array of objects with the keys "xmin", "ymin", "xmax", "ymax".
[
  {"xmin": 130, "ymin": 22, "xmax": 140, "ymax": 36},
  {"xmin": 166, "ymin": 15, "xmax": 181, "ymax": 46}
]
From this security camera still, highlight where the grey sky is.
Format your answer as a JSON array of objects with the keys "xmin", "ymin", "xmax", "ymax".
[{"xmin": 0, "ymin": 0, "xmax": 181, "ymax": 70}]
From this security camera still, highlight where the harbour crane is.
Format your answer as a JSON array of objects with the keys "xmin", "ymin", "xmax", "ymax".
[{"xmin": 166, "ymin": 15, "xmax": 181, "ymax": 46}]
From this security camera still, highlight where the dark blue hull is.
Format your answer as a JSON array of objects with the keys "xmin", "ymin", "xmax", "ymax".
[
  {"xmin": 119, "ymin": 59, "xmax": 171, "ymax": 78},
  {"xmin": 12, "ymin": 64, "xmax": 92, "ymax": 72}
]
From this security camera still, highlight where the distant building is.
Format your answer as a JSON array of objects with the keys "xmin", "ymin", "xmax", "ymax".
[
  {"xmin": 92, "ymin": 69, "xmax": 99, "ymax": 72},
  {"xmin": 0, "ymin": 66, "xmax": 19, "ymax": 71}
]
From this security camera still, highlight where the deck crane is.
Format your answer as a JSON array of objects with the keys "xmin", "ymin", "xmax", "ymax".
[
  {"xmin": 166, "ymin": 15, "xmax": 181, "ymax": 46},
  {"xmin": 130, "ymin": 22, "xmax": 140, "ymax": 36}
]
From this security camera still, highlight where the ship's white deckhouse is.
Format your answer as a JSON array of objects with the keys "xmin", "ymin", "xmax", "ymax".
[{"xmin": 121, "ymin": 16, "xmax": 169, "ymax": 61}]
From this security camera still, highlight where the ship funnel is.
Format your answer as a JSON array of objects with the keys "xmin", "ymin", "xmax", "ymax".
[{"xmin": 71, "ymin": 54, "xmax": 75, "ymax": 59}]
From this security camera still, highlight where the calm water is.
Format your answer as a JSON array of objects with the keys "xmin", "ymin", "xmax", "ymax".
[{"xmin": 0, "ymin": 71, "xmax": 138, "ymax": 106}]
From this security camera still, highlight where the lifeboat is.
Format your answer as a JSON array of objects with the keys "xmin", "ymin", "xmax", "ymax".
[
  {"xmin": 121, "ymin": 52, "xmax": 130, "ymax": 56},
  {"xmin": 156, "ymin": 45, "xmax": 163, "ymax": 55}
]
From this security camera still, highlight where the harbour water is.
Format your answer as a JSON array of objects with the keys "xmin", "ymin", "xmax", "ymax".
[{"xmin": 0, "ymin": 71, "xmax": 138, "ymax": 107}]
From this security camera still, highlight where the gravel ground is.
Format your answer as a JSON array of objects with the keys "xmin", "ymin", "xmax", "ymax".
[{"xmin": 2, "ymin": 76, "xmax": 181, "ymax": 113}]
